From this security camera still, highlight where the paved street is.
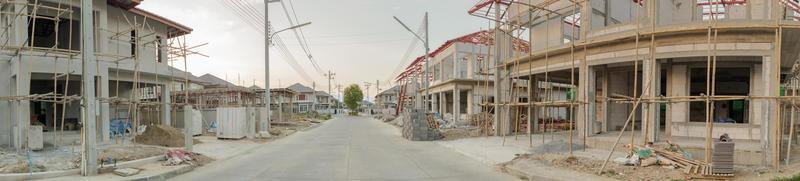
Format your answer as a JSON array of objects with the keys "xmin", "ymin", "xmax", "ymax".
[{"xmin": 172, "ymin": 116, "xmax": 517, "ymax": 181}]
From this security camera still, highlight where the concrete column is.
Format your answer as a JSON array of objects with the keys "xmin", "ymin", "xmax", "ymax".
[
  {"xmin": 528, "ymin": 76, "xmax": 537, "ymax": 134},
  {"xmin": 641, "ymin": 57, "xmax": 659, "ymax": 143},
  {"xmin": 13, "ymin": 58, "xmax": 31, "ymax": 151},
  {"xmin": 466, "ymin": 90, "xmax": 474, "ymax": 115},
  {"xmin": 183, "ymin": 105, "xmax": 193, "ymax": 151},
  {"xmin": 161, "ymin": 84, "xmax": 171, "ymax": 126},
  {"xmin": 600, "ymin": 68, "xmax": 609, "ymax": 133},
  {"xmin": 669, "ymin": 64, "xmax": 689, "ymax": 136},
  {"xmin": 577, "ymin": 65, "xmax": 596, "ymax": 139},
  {"xmin": 453, "ymin": 88, "xmax": 461, "ymax": 123},
  {"xmin": 100, "ymin": 74, "xmax": 110, "ymax": 144},
  {"xmin": 761, "ymin": 56, "xmax": 780, "ymax": 166}
]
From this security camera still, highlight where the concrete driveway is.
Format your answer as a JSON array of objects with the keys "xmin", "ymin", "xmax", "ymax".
[{"xmin": 171, "ymin": 116, "xmax": 518, "ymax": 181}]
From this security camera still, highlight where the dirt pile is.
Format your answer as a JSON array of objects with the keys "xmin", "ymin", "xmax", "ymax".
[{"xmin": 134, "ymin": 125, "xmax": 187, "ymax": 147}]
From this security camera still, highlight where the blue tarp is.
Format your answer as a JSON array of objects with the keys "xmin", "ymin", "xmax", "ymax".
[{"xmin": 110, "ymin": 118, "xmax": 131, "ymax": 136}]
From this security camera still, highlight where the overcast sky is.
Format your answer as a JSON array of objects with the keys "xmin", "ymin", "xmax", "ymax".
[{"xmin": 138, "ymin": 0, "xmax": 488, "ymax": 96}]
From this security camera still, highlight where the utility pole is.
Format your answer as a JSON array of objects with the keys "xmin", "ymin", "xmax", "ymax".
[
  {"xmin": 363, "ymin": 82, "xmax": 372, "ymax": 102},
  {"xmin": 325, "ymin": 70, "xmax": 335, "ymax": 93},
  {"xmin": 264, "ymin": 0, "xmax": 272, "ymax": 136},
  {"xmin": 80, "ymin": 0, "xmax": 98, "ymax": 175},
  {"xmin": 337, "ymin": 84, "xmax": 342, "ymax": 111},
  {"xmin": 394, "ymin": 13, "xmax": 429, "ymax": 110},
  {"xmin": 364, "ymin": 82, "xmax": 372, "ymax": 114}
]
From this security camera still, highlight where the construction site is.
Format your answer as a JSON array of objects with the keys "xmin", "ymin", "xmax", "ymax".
[
  {"xmin": 4, "ymin": 0, "xmax": 800, "ymax": 180},
  {"xmin": 377, "ymin": 0, "xmax": 800, "ymax": 180},
  {"xmin": 0, "ymin": 0, "xmax": 340, "ymax": 180}
]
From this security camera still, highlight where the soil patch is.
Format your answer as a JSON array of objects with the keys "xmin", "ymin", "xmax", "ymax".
[
  {"xmin": 98, "ymin": 146, "xmax": 167, "ymax": 163},
  {"xmin": 505, "ymin": 153, "xmax": 685, "ymax": 181}
]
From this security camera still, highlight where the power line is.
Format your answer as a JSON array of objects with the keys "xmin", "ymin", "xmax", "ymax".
[
  {"xmin": 281, "ymin": 38, "xmax": 413, "ymax": 46},
  {"xmin": 221, "ymin": 0, "xmax": 316, "ymax": 84}
]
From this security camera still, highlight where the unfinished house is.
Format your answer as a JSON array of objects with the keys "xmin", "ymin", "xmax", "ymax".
[
  {"xmin": 466, "ymin": 0, "xmax": 800, "ymax": 170},
  {"xmin": 0, "ymin": 0, "xmax": 197, "ymax": 150},
  {"xmin": 395, "ymin": 30, "xmax": 528, "ymax": 128},
  {"xmin": 267, "ymin": 88, "xmax": 295, "ymax": 122},
  {"xmin": 375, "ymin": 85, "xmax": 399, "ymax": 115}
]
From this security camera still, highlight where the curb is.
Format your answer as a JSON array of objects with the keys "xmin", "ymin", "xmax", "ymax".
[
  {"xmin": 129, "ymin": 165, "xmax": 196, "ymax": 181},
  {"xmin": 0, "ymin": 155, "xmax": 164, "ymax": 181}
]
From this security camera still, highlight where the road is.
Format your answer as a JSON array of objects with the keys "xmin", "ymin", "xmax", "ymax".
[{"xmin": 172, "ymin": 116, "xmax": 517, "ymax": 181}]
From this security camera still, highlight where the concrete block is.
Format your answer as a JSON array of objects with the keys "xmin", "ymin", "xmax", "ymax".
[
  {"xmin": 28, "ymin": 125, "xmax": 43, "ymax": 150},
  {"xmin": 216, "ymin": 107, "xmax": 246, "ymax": 139},
  {"xmin": 112, "ymin": 168, "xmax": 141, "ymax": 177}
]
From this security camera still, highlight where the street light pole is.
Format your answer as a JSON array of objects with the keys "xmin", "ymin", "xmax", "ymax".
[
  {"xmin": 264, "ymin": 0, "xmax": 309, "ymax": 135},
  {"xmin": 264, "ymin": 0, "xmax": 273, "ymax": 136},
  {"xmin": 393, "ymin": 13, "xmax": 429, "ymax": 111}
]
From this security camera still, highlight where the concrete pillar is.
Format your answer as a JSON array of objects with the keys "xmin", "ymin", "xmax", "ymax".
[
  {"xmin": 80, "ymin": 0, "xmax": 99, "ymax": 174},
  {"xmin": 183, "ymin": 105, "xmax": 193, "ymax": 151},
  {"xmin": 761, "ymin": 56, "xmax": 780, "ymax": 166},
  {"xmin": 669, "ymin": 64, "xmax": 689, "ymax": 137},
  {"xmin": 578, "ymin": 65, "xmax": 596, "ymax": 139},
  {"xmin": 529, "ymin": 76, "xmax": 538, "ymax": 134},
  {"xmin": 600, "ymin": 68, "xmax": 609, "ymax": 133},
  {"xmin": 641, "ymin": 57, "xmax": 659, "ymax": 143},
  {"xmin": 100, "ymin": 74, "xmax": 110, "ymax": 144},
  {"xmin": 161, "ymin": 84, "xmax": 171, "ymax": 126},
  {"xmin": 453, "ymin": 88, "xmax": 461, "ymax": 123},
  {"xmin": 13, "ymin": 58, "xmax": 31, "ymax": 151}
]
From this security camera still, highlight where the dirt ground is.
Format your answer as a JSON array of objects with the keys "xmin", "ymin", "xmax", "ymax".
[
  {"xmin": 504, "ymin": 153, "xmax": 686, "ymax": 181},
  {"xmin": 98, "ymin": 146, "xmax": 167, "ymax": 163}
]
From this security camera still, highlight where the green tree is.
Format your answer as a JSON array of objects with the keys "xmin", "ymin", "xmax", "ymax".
[{"xmin": 343, "ymin": 84, "xmax": 364, "ymax": 114}]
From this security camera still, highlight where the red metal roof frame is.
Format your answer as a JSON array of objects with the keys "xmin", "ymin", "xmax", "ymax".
[{"xmin": 394, "ymin": 30, "xmax": 529, "ymax": 82}]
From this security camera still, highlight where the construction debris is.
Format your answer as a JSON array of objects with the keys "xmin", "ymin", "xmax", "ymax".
[
  {"xmin": 112, "ymin": 168, "xmax": 141, "ymax": 177},
  {"xmin": 163, "ymin": 149, "xmax": 201, "ymax": 166}
]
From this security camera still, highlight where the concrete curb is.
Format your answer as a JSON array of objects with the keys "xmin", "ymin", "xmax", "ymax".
[
  {"xmin": 0, "ymin": 155, "xmax": 164, "ymax": 181},
  {"xmin": 128, "ymin": 165, "xmax": 196, "ymax": 181}
]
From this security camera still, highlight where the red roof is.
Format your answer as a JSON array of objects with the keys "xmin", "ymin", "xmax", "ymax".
[{"xmin": 394, "ymin": 30, "xmax": 529, "ymax": 82}]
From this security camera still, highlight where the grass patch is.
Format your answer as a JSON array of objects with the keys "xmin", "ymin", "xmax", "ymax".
[{"xmin": 773, "ymin": 173, "xmax": 800, "ymax": 181}]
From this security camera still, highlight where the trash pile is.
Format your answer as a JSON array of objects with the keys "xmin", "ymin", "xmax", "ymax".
[
  {"xmin": 613, "ymin": 137, "xmax": 734, "ymax": 178},
  {"xmin": 162, "ymin": 149, "xmax": 200, "ymax": 166}
]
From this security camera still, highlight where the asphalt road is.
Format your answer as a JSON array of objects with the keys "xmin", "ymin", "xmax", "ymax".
[{"xmin": 171, "ymin": 115, "xmax": 517, "ymax": 181}]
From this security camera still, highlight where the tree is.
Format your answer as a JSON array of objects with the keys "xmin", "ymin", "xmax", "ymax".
[{"xmin": 343, "ymin": 84, "xmax": 363, "ymax": 114}]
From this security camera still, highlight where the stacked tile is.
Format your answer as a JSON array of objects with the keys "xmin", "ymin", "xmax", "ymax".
[{"xmin": 712, "ymin": 141, "xmax": 735, "ymax": 174}]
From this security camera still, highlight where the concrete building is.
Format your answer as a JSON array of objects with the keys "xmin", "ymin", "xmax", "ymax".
[
  {"xmin": 286, "ymin": 83, "xmax": 336, "ymax": 114},
  {"xmin": 395, "ymin": 30, "xmax": 528, "ymax": 126},
  {"xmin": 314, "ymin": 91, "xmax": 336, "ymax": 114},
  {"xmin": 0, "ymin": 0, "xmax": 193, "ymax": 149},
  {"xmin": 374, "ymin": 85, "xmax": 400, "ymax": 115},
  {"xmin": 479, "ymin": 0, "xmax": 800, "ymax": 167}
]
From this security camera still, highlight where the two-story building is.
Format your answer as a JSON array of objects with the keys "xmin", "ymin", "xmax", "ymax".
[
  {"xmin": 0, "ymin": 0, "xmax": 194, "ymax": 149},
  {"xmin": 396, "ymin": 30, "xmax": 528, "ymax": 126},
  {"xmin": 375, "ymin": 85, "xmax": 400, "ymax": 115}
]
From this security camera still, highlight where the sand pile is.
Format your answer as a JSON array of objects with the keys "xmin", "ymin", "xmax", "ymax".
[{"xmin": 134, "ymin": 125, "xmax": 186, "ymax": 147}]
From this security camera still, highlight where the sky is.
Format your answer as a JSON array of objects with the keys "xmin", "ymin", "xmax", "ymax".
[{"xmin": 138, "ymin": 0, "xmax": 490, "ymax": 97}]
